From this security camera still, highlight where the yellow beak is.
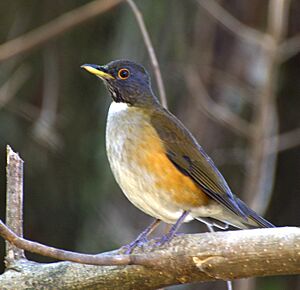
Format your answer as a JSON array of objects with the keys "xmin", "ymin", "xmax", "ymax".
[{"xmin": 81, "ymin": 64, "xmax": 115, "ymax": 80}]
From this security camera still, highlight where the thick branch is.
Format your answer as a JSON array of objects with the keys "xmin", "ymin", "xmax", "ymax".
[{"xmin": 0, "ymin": 227, "xmax": 298, "ymax": 289}]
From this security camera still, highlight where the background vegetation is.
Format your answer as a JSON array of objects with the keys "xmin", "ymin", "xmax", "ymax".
[{"xmin": 0, "ymin": 0, "xmax": 299, "ymax": 289}]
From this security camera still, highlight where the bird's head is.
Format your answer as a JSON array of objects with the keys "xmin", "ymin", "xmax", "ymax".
[{"xmin": 81, "ymin": 60, "xmax": 159, "ymax": 107}]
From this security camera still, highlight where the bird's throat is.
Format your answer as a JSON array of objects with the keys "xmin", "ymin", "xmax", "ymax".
[{"xmin": 107, "ymin": 101, "xmax": 130, "ymax": 115}]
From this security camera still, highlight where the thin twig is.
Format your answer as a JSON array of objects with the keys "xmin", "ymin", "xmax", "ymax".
[
  {"xmin": 197, "ymin": 0, "xmax": 268, "ymax": 47},
  {"xmin": 268, "ymin": 127, "xmax": 300, "ymax": 153},
  {"xmin": 126, "ymin": 0, "xmax": 167, "ymax": 108},
  {"xmin": 0, "ymin": 65, "xmax": 31, "ymax": 108},
  {"xmin": 5, "ymin": 101, "xmax": 41, "ymax": 122},
  {"xmin": 0, "ymin": 0, "xmax": 122, "ymax": 62},
  {"xmin": 5, "ymin": 146, "xmax": 25, "ymax": 266},
  {"xmin": 0, "ymin": 219, "xmax": 131, "ymax": 266}
]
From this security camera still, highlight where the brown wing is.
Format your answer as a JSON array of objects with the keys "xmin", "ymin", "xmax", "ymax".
[{"xmin": 150, "ymin": 107, "xmax": 246, "ymax": 219}]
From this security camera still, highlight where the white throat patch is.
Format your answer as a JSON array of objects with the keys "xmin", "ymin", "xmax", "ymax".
[{"xmin": 108, "ymin": 102, "xmax": 129, "ymax": 115}]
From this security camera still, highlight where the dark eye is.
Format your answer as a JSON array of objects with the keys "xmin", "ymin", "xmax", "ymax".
[{"xmin": 118, "ymin": 68, "xmax": 130, "ymax": 80}]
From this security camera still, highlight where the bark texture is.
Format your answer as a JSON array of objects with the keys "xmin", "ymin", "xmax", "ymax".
[{"xmin": 0, "ymin": 227, "xmax": 299, "ymax": 290}]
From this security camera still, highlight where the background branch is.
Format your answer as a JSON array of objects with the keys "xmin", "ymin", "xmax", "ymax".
[
  {"xmin": 185, "ymin": 67, "xmax": 254, "ymax": 140},
  {"xmin": 0, "ymin": 65, "xmax": 31, "ymax": 109},
  {"xmin": 242, "ymin": 0, "xmax": 290, "ymax": 214},
  {"xmin": 0, "ymin": 0, "xmax": 122, "ymax": 62},
  {"xmin": 278, "ymin": 33, "xmax": 300, "ymax": 62},
  {"xmin": 32, "ymin": 44, "xmax": 62, "ymax": 151},
  {"xmin": 126, "ymin": 0, "xmax": 167, "ymax": 108},
  {"xmin": 197, "ymin": 0, "xmax": 267, "ymax": 47},
  {"xmin": 276, "ymin": 127, "xmax": 300, "ymax": 152}
]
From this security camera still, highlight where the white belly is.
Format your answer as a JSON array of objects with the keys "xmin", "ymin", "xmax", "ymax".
[{"xmin": 105, "ymin": 102, "xmax": 190, "ymax": 223}]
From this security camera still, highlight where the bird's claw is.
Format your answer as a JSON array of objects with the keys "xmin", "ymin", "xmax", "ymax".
[
  {"xmin": 122, "ymin": 237, "xmax": 149, "ymax": 254},
  {"xmin": 154, "ymin": 233, "xmax": 173, "ymax": 247}
]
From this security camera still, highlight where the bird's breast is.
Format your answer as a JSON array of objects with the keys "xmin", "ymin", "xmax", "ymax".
[{"xmin": 105, "ymin": 102, "xmax": 209, "ymax": 223}]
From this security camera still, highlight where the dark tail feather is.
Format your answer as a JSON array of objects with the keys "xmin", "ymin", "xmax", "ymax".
[{"xmin": 236, "ymin": 198, "xmax": 275, "ymax": 228}]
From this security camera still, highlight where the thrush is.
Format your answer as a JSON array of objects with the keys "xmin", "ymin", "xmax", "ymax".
[{"xmin": 81, "ymin": 60, "xmax": 274, "ymax": 251}]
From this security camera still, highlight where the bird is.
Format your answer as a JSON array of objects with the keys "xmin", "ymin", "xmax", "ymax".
[{"xmin": 81, "ymin": 59, "xmax": 274, "ymax": 252}]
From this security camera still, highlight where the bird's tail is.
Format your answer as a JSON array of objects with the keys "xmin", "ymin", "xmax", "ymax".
[
  {"xmin": 236, "ymin": 198, "xmax": 275, "ymax": 228},
  {"xmin": 194, "ymin": 198, "xmax": 275, "ymax": 230}
]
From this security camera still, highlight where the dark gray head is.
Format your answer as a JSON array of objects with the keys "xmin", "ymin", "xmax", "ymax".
[{"xmin": 81, "ymin": 60, "xmax": 159, "ymax": 107}]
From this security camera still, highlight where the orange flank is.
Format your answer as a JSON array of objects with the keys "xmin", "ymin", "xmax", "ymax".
[{"xmin": 129, "ymin": 123, "xmax": 209, "ymax": 208}]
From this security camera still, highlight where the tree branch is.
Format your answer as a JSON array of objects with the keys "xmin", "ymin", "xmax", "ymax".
[
  {"xmin": 277, "ymin": 127, "xmax": 300, "ymax": 152},
  {"xmin": 1, "ymin": 147, "xmax": 299, "ymax": 288},
  {"xmin": 0, "ymin": 0, "xmax": 122, "ymax": 62},
  {"xmin": 266, "ymin": 127, "xmax": 300, "ymax": 154},
  {"xmin": 0, "ymin": 227, "xmax": 299, "ymax": 289},
  {"xmin": 0, "ymin": 219, "xmax": 130, "ymax": 266},
  {"xmin": 197, "ymin": 0, "xmax": 267, "ymax": 47},
  {"xmin": 5, "ymin": 146, "xmax": 25, "ymax": 266},
  {"xmin": 185, "ymin": 67, "xmax": 254, "ymax": 140},
  {"xmin": 278, "ymin": 33, "xmax": 300, "ymax": 62},
  {"xmin": 242, "ymin": 0, "xmax": 290, "ymax": 214},
  {"xmin": 0, "ymin": 65, "xmax": 31, "ymax": 109}
]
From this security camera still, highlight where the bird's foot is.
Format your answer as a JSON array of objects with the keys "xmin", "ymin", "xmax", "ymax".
[
  {"xmin": 155, "ymin": 211, "xmax": 190, "ymax": 247},
  {"xmin": 155, "ymin": 232, "xmax": 176, "ymax": 247},
  {"xmin": 122, "ymin": 236, "xmax": 149, "ymax": 254},
  {"xmin": 121, "ymin": 219, "xmax": 161, "ymax": 254}
]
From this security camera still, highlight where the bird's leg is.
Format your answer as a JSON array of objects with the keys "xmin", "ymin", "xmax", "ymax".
[
  {"xmin": 123, "ymin": 218, "xmax": 161, "ymax": 254},
  {"xmin": 156, "ymin": 210, "xmax": 190, "ymax": 246}
]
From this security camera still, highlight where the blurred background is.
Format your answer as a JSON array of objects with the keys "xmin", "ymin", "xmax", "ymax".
[{"xmin": 0, "ymin": 0, "xmax": 299, "ymax": 289}]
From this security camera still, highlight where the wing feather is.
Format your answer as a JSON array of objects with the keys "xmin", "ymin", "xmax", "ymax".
[{"xmin": 150, "ymin": 108, "xmax": 246, "ymax": 219}]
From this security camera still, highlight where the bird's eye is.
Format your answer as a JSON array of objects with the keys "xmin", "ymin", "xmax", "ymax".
[{"xmin": 118, "ymin": 68, "xmax": 130, "ymax": 80}]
